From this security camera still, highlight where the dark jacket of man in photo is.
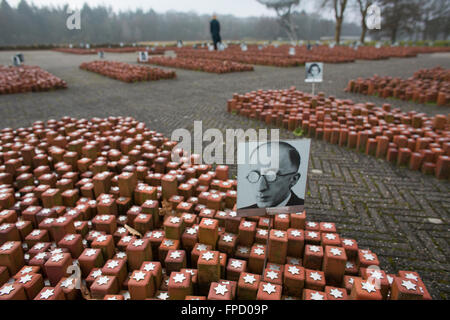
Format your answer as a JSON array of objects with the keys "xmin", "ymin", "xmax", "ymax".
[{"xmin": 210, "ymin": 15, "xmax": 221, "ymax": 50}]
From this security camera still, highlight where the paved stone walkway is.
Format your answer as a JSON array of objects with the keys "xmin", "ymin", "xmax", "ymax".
[{"xmin": 0, "ymin": 50, "xmax": 449, "ymax": 299}]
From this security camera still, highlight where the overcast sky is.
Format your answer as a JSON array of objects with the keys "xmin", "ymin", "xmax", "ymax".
[{"xmin": 7, "ymin": 0, "xmax": 324, "ymax": 18}]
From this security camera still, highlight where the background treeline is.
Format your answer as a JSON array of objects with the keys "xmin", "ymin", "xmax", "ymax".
[{"xmin": 0, "ymin": 0, "xmax": 361, "ymax": 46}]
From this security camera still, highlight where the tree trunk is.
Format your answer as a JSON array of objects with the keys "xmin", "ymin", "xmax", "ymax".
[
  {"xmin": 335, "ymin": 18, "xmax": 342, "ymax": 44},
  {"xmin": 391, "ymin": 27, "xmax": 397, "ymax": 43},
  {"xmin": 360, "ymin": 18, "xmax": 367, "ymax": 43}
]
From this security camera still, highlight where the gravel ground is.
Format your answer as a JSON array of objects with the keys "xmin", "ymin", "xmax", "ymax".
[{"xmin": 0, "ymin": 50, "xmax": 449, "ymax": 299}]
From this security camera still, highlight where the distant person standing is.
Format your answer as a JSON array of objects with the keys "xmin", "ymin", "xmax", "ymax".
[{"xmin": 210, "ymin": 15, "xmax": 221, "ymax": 50}]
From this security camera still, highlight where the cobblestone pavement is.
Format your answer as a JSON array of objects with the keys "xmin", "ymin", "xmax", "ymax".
[{"xmin": 0, "ymin": 50, "xmax": 449, "ymax": 299}]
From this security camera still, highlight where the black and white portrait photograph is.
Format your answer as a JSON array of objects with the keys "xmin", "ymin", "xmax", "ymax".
[
  {"xmin": 305, "ymin": 62, "xmax": 324, "ymax": 83},
  {"xmin": 139, "ymin": 51, "xmax": 148, "ymax": 62},
  {"xmin": 236, "ymin": 139, "xmax": 311, "ymax": 217}
]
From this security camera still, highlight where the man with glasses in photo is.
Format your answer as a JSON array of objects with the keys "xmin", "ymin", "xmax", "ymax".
[{"xmin": 241, "ymin": 141, "xmax": 304, "ymax": 210}]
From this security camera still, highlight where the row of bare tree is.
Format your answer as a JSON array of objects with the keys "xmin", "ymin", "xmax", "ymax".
[{"xmin": 258, "ymin": 0, "xmax": 450, "ymax": 44}]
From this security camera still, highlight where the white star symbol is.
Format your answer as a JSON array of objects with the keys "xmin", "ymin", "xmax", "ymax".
[
  {"xmin": 50, "ymin": 248, "xmax": 63, "ymax": 255},
  {"xmin": 266, "ymin": 271, "xmax": 278, "ymax": 280},
  {"xmin": 307, "ymin": 222, "xmax": 317, "ymax": 228},
  {"xmin": 229, "ymin": 212, "xmax": 237, "ymax": 217},
  {"xmin": 170, "ymin": 251, "xmax": 182, "ymax": 259},
  {"xmin": 329, "ymin": 288, "xmax": 343, "ymax": 298},
  {"xmin": 308, "ymin": 232, "xmax": 318, "ymax": 238},
  {"xmin": 363, "ymin": 253, "xmax": 375, "ymax": 261},
  {"xmin": 405, "ymin": 273, "xmax": 418, "ymax": 281},
  {"xmin": 348, "ymin": 277, "xmax": 354, "ymax": 284},
  {"xmin": 258, "ymin": 229, "xmax": 268, "ymax": 236},
  {"xmin": 323, "ymin": 223, "xmax": 333, "ymax": 229},
  {"xmin": 186, "ymin": 228, "xmax": 196, "ymax": 235},
  {"xmin": 21, "ymin": 267, "xmax": 33, "ymax": 274},
  {"xmin": 133, "ymin": 271, "xmax": 146, "ymax": 282},
  {"xmin": 343, "ymin": 239, "xmax": 354, "ymax": 246},
  {"xmin": 153, "ymin": 231, "xmax": 163, "ymax": 239},
  {"xmin": 85, "ymin": 249, "xmax": 97, "ymax": 257},
  {"xmin": 290, "ymin": 258, "xmax": 300, "ymax": 265},
  {"xmin": 33, "ymin": 243, "xmax": 46, "ymax": 250},
  {"xmin": 346, "ymin": 262, "xmax": 354, "ymax": 269},
  {"xmin": 262, "ymin": 283, "xmax": 276, "ymax": 295},
  {"xmin": 288, "ymin": 266, "xmax": 300, "ymax": 275},
  {"xmin": 387, "ymin": 275, "xmax": 393, "ymax": 284},
  {"xmin": 65, "ymin": 235, "xmax": 76, "ymax": 241},
  {"xmin": 361, "ymin": 281, "xmax": 376, "ymax": 293},
  {"xmin": 40, "ymin": 289, "xmax": 54, "ymax": 299},
  {"xmin": 401, "ymin": 280, "xmax": 417, "ymax": 291},
  {"xmin": 34, "ymin": 252, "xmax": 46, "ymax": 260},
  {"xmin": 368, "ymin": 270, "xmax": 384, "ymax": 280},
  {"xmin": 0, "ymin": 224, "xmax": 10, "ymax": 230},
  {"xmin": 309, "ymin": 245, "xmax": 321, "ymax": 253},
  {"xmin": 116, "ymin": 252, "xmax": 126, "ymax": 259},
  {"xmin": 163, "ymin": 240, "xmax": 174, "ymax": 247},
  {"xmin": 117, "ymin": 228, "xmax": 126, "ymax": 234},
  {"xmin": 19, "ymin": 274, "xmax": 33, "ymax": 284},
  {"xmin": 203, "ymin": 219, "xmax": 214, "ymax": 226},
  {"xmin": 310, "ymin": 291, "xmax": 324, "ymax": 300},
  {"xmin": 157, "ymin": 292, "xmax": 169, "ymax": 300},
  {"xmin": 243, "ymin": 274, "xmax": 256, "ymax": 284},
  {"xmin": 96, "ymin": 235, "xmax": 107, "ymax": 242},
  {"xmin": 173, "ymin": 273, "xmax": 186, "ymax": 283},
  {"xmin": 51, "ymin": 254, "xmax": 64, "ymax": 262},
  {"xmin": 223, "ymin": 235, "xmax": 233, "ymax": 243},
  {"xmin": 254, "ymin": 248, "xmax": 265, "ymax": 256},
  {"xmin": 183, "ymin": 214, "xmax": 193, "ymax": 220},
  {"xmin": 133, "ymin": 239, "xmax": 144, "ymax": 247},
  {"xmin": 143, "ymin": 263, "xmax": 155, "ymax": 272},
  {"xmin": 201, "ymin": 251, "xmax": 214, "ymax": 261},
  {"xmin": 92, "ymin": 270, "xmax": 102, "ymax": 278},
  {"xmin": 97, "ymin": 276, "xmax": 110, "ymax": 285},
  {"xmin": 170, "ymin": 217, "xmax": 181, "ymax": 224},
  {"xmin": 230, "ymin": 260, "xmax": 243, "ymax": 269},
  {"xmin": 330, "ymin": 248, "xmax": 342, "ymax": 256},
  {"xmin": 309, "ymin": 272, "xmax": 322, "ymax": 281},
  {"xmin": 214, "ymin": 284, "xmax": 228, "ymax": 296},
  {"xmin": 196, "ymin": 244, "xmax": 208, "ymax": 251},
  {"xmin": 31, "ymin": 230, "xmax": 41, "ymax": 236},
  {"xmin": 325, "ymin": 233, "xmax": 337, "ymax": 240},
  {"xmin": 107, "ymin": 260, "xmax": 119, "ymax": 269},
  {"xmin": 0, "ymin": 285, "xmax": 14, "ymax": 296},
  {"xmin": 56, "ymin": 217, "xmax": 67, "ymax": 223},
  {"xmin": 243, "ymin": 221, "xmax": 253, "ymax": 228},
  {"xmin": 278, "ymin": 214, "xmax": 288, "ymax": 219},
  {"xmin": 74, "ymin": 221, "xmax": 82, "ymax": 227},
  {"xmin": 290, "ymin": 230, "xmax": 302, "ymax": 237},
  {"xmin": 274, "ymin": 230, "xmax": 285, "ymax": 238}
]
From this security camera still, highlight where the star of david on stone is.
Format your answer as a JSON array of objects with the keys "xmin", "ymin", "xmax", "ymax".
[
  {"xmin": 197, "ymin": 244, "xmax": 208, "ymax": 251},
  {"xmin": 158, "ymin": 292, "xmax": 169, "ymax": 300},
  {"xmin": 183, "ymin": 214, "xmax": 193, "ymax": 220},
  {"xmin": 263, "ymin": 283, "xmax": 276, "ymax": 295},
  {"xmin": 404, "ymin": 273, "xmax": 418, "ymax": 281},
  {"xmin": 202, "ymin": 251, "xmax": 214, "ymax": 261},
  {"xmin": 44, "ymin": 219, "xmax": 54, "ymax": 225},
  {"xmin": 274, "ymin": 230, "xmax": 285, "ymax": 238},
  {"xmin": 163, "ymin": 240, "xmax": 174, "ymax": 247},
  {"xmin": 323, "ymin": 223, "xmax": 333, "ymax": 229},
  {"xmin": 309, "ymin": 272, "xmax": 322, "ymax": 281},
  {"xmin": 116, "ymin": 252, "xmax": 126, "ymax": 259},
  {"xmin": 229, "ymin": 211, "xmax": 237, "ymax": 217},
  {"xmin": 346, "ymin": 262, "xmax": 354, "ymax": 269},
  {"xmin": 34, "ymin": 243, "xmax": 46, "ymax": 250},
  {"xmin": 368, "ymin": 270, "xmax": 384, "ymax": 280},
  {"xmin": 35, "ymin": 252, "xmax": 46, "ymax": 260},
  {"xmin": 51, "ymin": 254, "xmax": 64, "ymax": 262},
  {"xmin": 214, "ymin": 284, "xmax": 228, "ymax": 296},
  {"xmin": 243, "ymin": 274, "xmax": 256, "ymax": 284},
  {"xmin": 107, "ymin": 260, "xmax": 119, "ymax": 269},
  {"xmin": 170, "ymin": 217, "xmax": 181, "ymax": 224},
  {"xmin": 253, "ymin": 248, "xmax": 264, "ymax": 256},
  {"xmin": 0, "ymin": 285, "xmax": 14, "ymax": 296},
  {"xmin": 203, "ymin": 219, "xmax": 214, "ymax": 226},
  {"xmin": 401, "ymin": 280, "xmax": 416, "ymax": 291},
  {"xmin": 16, "ymin": 221, "xmax": 25, "ymax": 227},
  {"xmin": 186, "ymin": 228, "xmax": 196, "ymax": 235},
  {"xmin": 290, "ymin": 258, "xmax": 300, "ymax": 265},
  {"xmin": 170, "ymin": 251, "xmax": 182, "ymax": 259},
  {"xmin": 56, "ymin": 217, "xmax": 67, "ymax": 223},
  {"xmin": 51, "ymin": 248, "xmax": 63, "ymax": 255},
  {"xmin": 74, "ymin": 221, "xmax": 82, "ymax": 227},
  {"xmin": 307, "ymin": 222, "xmax": 317, "ymax": 228},
  {"xmin": 92, "ymin": 270, "xmax": 102, "ymax": 278},
  {"xmin": 278, "ymin": 214, "xmax": 288, "ymax": 219},
  {"xmin": 117, "ymin": 228, "xmax": 126, "ymax": 234},
  {"xmin": 65, "ymin": 235, "xmax": 76, "ymax": 242},
  {"xmin": 258, "ymin": 229, "xmax": 268, "ymax": 236},
  {"xmin": 85, "ymin": 249, "xmax": 97, "ymax": 257},
  {"xmin": 223, "ymin": 235, "xmax": 233, "ymax": 243},
  {"xmin": 133, "ymin": 271, "xmax": 146, "ymax": 282},
  {"xmin": 97, "ymin": 276, "xmax": 110, "ymax": 285},
  {"xmin": 266, "ymin": 271, "xmax": 278, "ymax": 280},
  {"xmin": 242, "ymin": 221, "xmax": 253, "ymax": 228},
  {"xmin": 361, "ymin": 281, "xmax": 376, "ymax": 293},
  {"xmin": 0, "ymin": 224, "xmax": 10, "ymax": 230},
  {"xmin": 31, "ymin": 230, "xmax": 41, "ymax": 236},
  {"xmin": 153, "ymin": 231, "xmax": 163, "ymax": 239},
  {"xmin": 309, "ymin": 245, "xmax": 321, "ymax": 253},
  {"xmin": 288, "ymin": 266, "xmax": 300, "ymax": 275},
  {"xmin": 238, "ymin": 247, "xmax": 249, "ymax": 254},
  {"xmin": 96, "ymin": 235, "xmax": 107, "ymax": 242},
  {"xmin": 343, "ymin": 239, "xmax": 354, "ymax": 246},
  {"xmin": 290, "ymin": 230, "xmax": 302, "ymax": 237},
  {"xmin": 330, "ymin": 248, "xmax": 342, "ymax": 256},
  {"xmin": 310, "ymin": 292, "xmax": 324, "ymax": 300},
  {"xmin": 363, "ymin": 253, "xmax": 375, "ymax": 261},
  {"xmin": 21, "ymin": 267, "xmax": 33, "ymax": 274},
  {"xmin": 173, "ymin": 273, "xmax": 186, "ymax": 284},
  {"xmin": 19, "ymin": 274, "xmax": 33, "ymax": 284},
  {"xmin": 329, "ymin": 288, "xmax": 343, "ymax": 298},
  {"xmin": 40, "ymin": 289, "xmax": 54, "ymax": 299},
  {"xmin": 143, "ymin": 263, "xmax": 155, "ymax": 272},
  {"xmin": 230, "ymin": 260, "xmax": 242, "ymax": 269},
  {"xmin": 133, "ymin": 239, "xmax": 144, "ymax": 247},
  {"xmin": 308, "ymin": 232, "xmax": 318, "ymax": 238},
  {"xmin": 325, "ymin": 233, "xmax": 336, "ymax": 240}
]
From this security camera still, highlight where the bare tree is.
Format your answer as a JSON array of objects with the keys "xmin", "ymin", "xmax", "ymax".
[
  {"xmin": 419, "ymin": 0, "xmax": 450, "ymax": 41},
  {"xmin": 356, "ymin": 0, "xmax": 373, "ymax": 43},
  {"xmin": 321, "ymin": 0, "xmax": 350, "ymax": 44},
  {"xmin": 257, "ymin": 0, "xmax": 301, "ymax": 41}
]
